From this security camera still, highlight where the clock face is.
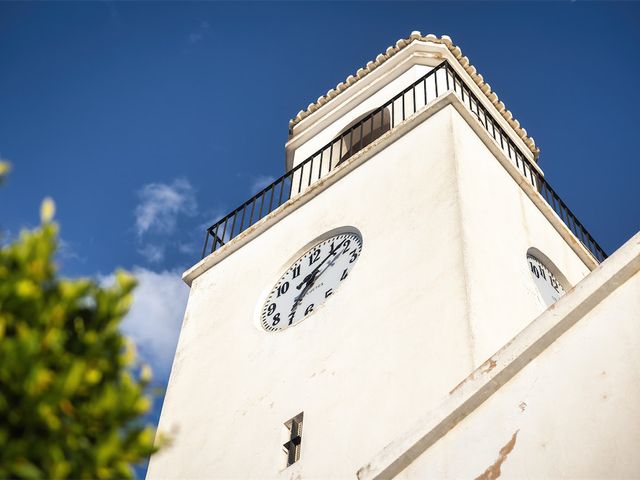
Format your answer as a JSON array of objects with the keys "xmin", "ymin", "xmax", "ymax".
[
  {"xmin": 261, "ymin": 231, "xmax": 363, "ymax": 332},
  {"xmin": 527, "ymin": 253, "xmax": 566, "ymax": 306}
]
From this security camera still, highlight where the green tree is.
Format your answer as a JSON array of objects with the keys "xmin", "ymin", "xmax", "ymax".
[{"xmin": 0, "ymin": 184, "xmax": 159, "ymax": 478}]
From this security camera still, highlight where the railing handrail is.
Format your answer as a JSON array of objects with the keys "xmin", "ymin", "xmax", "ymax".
[{"xmin": 202, "ymin": 60, "xmax": 607, "ymax": 263}]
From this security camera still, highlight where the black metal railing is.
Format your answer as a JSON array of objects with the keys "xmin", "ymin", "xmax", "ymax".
[
  {"xmin": 444, "ymin": 65, "xmax": 607, "ymax": 262},
  {"xmin": 202, "ymin": 60, "xmax": 607, "ymax": 263}
]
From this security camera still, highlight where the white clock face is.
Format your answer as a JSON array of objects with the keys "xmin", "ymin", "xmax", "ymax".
[
  {"xmin": 527, "ymin": 254, "xmax": 566, "ymax": 306},
  {"xmin": 261, "ymin": 231, "xmax": 363, "ymax": 332}
]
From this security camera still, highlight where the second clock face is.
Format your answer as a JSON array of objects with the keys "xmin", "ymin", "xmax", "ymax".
[
  {"xmin": 527, "ymin": 253, "xmax": 566, "ymax": 306},
  {"xmin": 261, "ymin": 231, "xmax": 363, "ymax": 332}
]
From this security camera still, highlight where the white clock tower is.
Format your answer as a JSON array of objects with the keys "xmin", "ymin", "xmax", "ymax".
[{"xmin": 147, "ymin": 33, "xmax": 640, "ymax": 479}]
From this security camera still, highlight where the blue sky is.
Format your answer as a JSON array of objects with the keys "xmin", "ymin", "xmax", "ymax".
[{"xmin": 1, "ymin": 1, "xmax": 639, "ymax": 474}]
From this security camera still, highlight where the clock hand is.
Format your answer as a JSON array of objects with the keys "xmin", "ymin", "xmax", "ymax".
[
  {"xmin": 295, "ymin": 238, "xmax": 348, "ymax": 290},
  {"xmin": 293, "ymin": 269, "xmax": 319, "ymax": 305},
  {"xmin": 305, "ymin": 240, "xmax": 348, "ymax": 285},
  {"xmin": 292, "ymin": 254, "xmax": 334, "ymax": 312},
  {"xmin": 296, "ymin": 271, "xmax": 318, "ymax": 290},
  {"xmin": 290, "ymin": 238, "xmax": 351, "ymax": 322},
  {"xmin": 291, "ymin": 276, "xmax": 315, "ymax": 317},
  {"xmin": 291, "ymin": 250, "xmax": 343, "ymax": 319}
]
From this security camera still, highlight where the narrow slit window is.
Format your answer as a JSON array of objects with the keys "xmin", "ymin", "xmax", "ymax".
[{"xmin": 283, "ymin": 412, "xmax": 303, "ymax": 467}]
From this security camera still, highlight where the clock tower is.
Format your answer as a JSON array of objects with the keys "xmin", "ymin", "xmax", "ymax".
[{"xmin": 147, "ymin": 33, "xmax": 639, "ymax": 479}]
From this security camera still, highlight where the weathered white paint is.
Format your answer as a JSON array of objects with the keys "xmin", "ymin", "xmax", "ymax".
[
  {"xmin": 359, "ymin": 231, "xmax": 640, "ymax": 480},
  {"xmin": 406, "ymin": 269, "xmax": 640, "ymax": 480},
  {"xmin": 148, "ymin": 95, "xmax": 598, "ymax": 478}
]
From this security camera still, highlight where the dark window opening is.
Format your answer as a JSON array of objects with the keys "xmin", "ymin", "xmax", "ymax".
[
  {"xmin": 337, "ymin": 107, "xmax": 391, "ymax": 164},
  {"xmin": 283, "ymin": 412, "xmax": 303, "ymax": 467}
]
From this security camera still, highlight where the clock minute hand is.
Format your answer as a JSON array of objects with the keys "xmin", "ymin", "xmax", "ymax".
[
  {"xmin": 309, "ymin": 238, "xmax": 349, "ymax": 282},
  {"xmin": 295, "ymin": 238, "xmax": 348, "ymax": 290},
  {"xmin": 291, "ymin": 237, "xmax": 351, "ymax": 322},
  {"xmin": 292, "ymin": 240, "xmax": 345, "ymax": 308}
]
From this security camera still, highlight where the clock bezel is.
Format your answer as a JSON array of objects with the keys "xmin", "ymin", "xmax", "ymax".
[{"xmin": 255, "ymin": 226, "xmax": 363, "ymax": 333}]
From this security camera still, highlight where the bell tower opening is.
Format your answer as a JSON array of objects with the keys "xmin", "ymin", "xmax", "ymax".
[{"xmin": 337, "ymin": 107, "xmax": 391, "ymax": 164}]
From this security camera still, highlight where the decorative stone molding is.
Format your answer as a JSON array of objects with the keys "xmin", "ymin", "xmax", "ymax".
[{"xmin": 289, "ymin": 31, "xmax": 540, "ymax": 159}]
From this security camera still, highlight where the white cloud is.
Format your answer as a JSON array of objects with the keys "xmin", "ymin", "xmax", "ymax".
[
  {"xmin": 135, "ymin": 178, "xmax": 197, "ymax": 238},
  {"xmin": 178, "ymin": 242, "xmax": 198, "ymax": 255},
  {"xmin": 119, "ymin": 267, "xmax": 189, "ymax": 378},
  {"xmin": 138, "ymin": 243, "xmax": 165, "ymax": 264},
  {"xmin": 250, "ymin": 175, "xmax": 276, "ymax": 194}
]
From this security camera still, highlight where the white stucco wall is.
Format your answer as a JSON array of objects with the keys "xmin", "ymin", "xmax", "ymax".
[
  {"xmin": 149, "ymin": 105, "xmax": 471, "ymax": 479},
  {"xmin": 397, "ymin": 270, "xmax": 640, "ymax": 479},
  {"xmin": 148, "ymin": 100, "xmax": 598, "ymax": 478},
  {"xmin": 451, "ymin": 110, "xmax": 592, "ymax": 366}
]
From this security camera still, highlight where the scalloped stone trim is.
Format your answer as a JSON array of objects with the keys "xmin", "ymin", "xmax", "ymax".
[{"xmin": 289, "ymin": 32, "xmax": 539, "ymax": 159}]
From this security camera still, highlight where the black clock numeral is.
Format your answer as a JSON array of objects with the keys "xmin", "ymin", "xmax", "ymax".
[
  {"xmin": 349, "ymin": 251, "xmax": 358, "ymax": 263},
  {"xmin": 304, "ymin": 304, "xmax": 314, "ymax": 315},
  {"xmin": 308, "ymin": 248, "xmax": 321, "ymax": 265},
  {"xmin": 340, "ymin": 269, "xmax": 348, "ymax": 281},
  {"xmin": 267, "ymin": 303, "xmax": 277, "ymax": 315},
  {"xmin": 272, "ymin": 313, "xmax": 281, "ymax": 326},
  {"xmin": 342, "ymin": 239, "xmax": 351, "ymax": 252},
  {"xmin": 325, "ymin": 289, "xmax": 333, "ymax": 298},
  {"xmin": 277, "ymin": 281, "xmax": 290, "ymax": 297},
  {"xmin": 288, "ymin": 311, "xmax": 295, "ymax": 325},
  {"xmin": 292, "ymin": 264, "xmax": 301, "ymax": 279},
  {"xmin": 530, "ymin": 262, "xmax": 540, "ymax": 278},
  {"xmin": 550, "ymin": 277, "xmax": 560, "ymax": 293}
]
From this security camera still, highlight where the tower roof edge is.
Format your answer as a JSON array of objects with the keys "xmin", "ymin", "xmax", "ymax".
[{"xmin": 288, "ymin": 32, "xmax": 540, "ymax": 159}]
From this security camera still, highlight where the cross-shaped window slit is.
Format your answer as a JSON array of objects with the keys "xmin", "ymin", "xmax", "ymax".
[{"xmin": 283, "ymin": 412, "xmax": 303, "ymax": 467}]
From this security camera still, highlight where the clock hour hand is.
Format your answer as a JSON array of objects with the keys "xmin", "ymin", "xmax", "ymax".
[
  {"xmin": 291, "ymin": 262, "xmax": 325, "ymax": 314},
  {"xmin": 296, "ymin": 271, "xmax": 318, "ymax": 290},
  {"xmin": 291, "ymin": 280, "xmax": 312, "ymax": 317},
  {"xmin": 293, "ymin": 272, "xmax": 317, "ymax": 306}
]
